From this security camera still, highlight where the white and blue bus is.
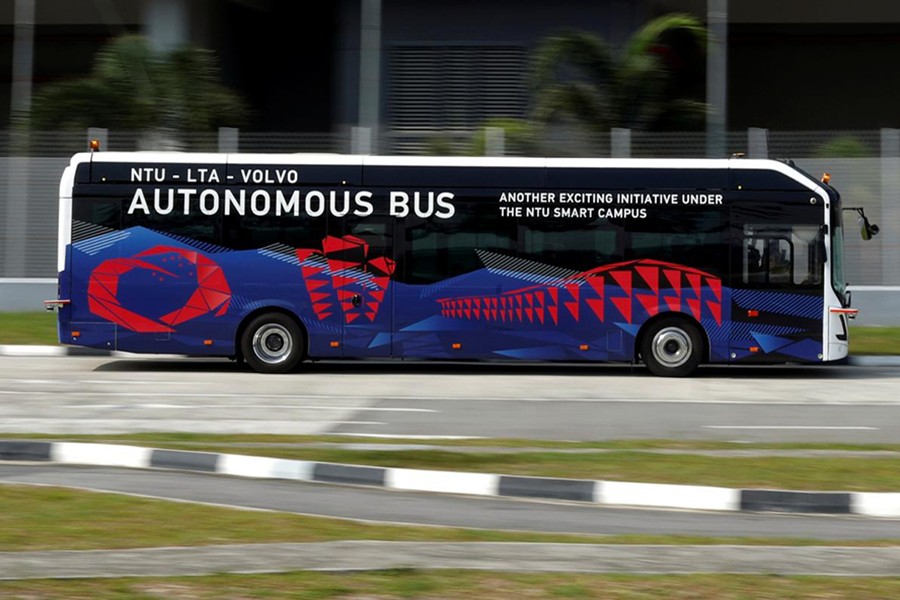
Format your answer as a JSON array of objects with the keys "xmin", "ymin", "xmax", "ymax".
[{"xmin": 48, "ymin": 151, "xmax": 866, "ymax": 376}]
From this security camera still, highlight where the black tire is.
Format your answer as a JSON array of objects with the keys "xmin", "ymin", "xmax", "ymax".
[
  {"xmin": 640, "ymin": 317, "xmax": 704, "ymax": 377},
  {"xmin": 240, "ymin": 313, "xmax": 304, "ymax": 374}
]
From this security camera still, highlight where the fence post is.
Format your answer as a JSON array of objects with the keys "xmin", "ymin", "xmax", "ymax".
[
  {"xmin": 1, "ymin": 155, "xmax": 29, "ymax": 277},
  {"xmin": 352, "ymin": 127, "xmax": 372, "ymax": 155},
  {"xmin": 485, "ymin": 127, "xmax": 505, "ymax": 157},
  {"xmin": 611, "ymin": 128, "xmax": 631, "ymax": 158},
  {"xmin": 358, "ymin": 0, "xmax": 382, "ymax": 155},
  {"xmin": 218, "ymin": 127, "xmax": 239, "ymax": 153},
  {"xmin": 706, "ymin": 0, "xmax": 728, "ymax": 158},
  {"xmin": 881, "ymin": 128, "xmax": 900, "ymax": 285},
  {"xmin": 747, "ymin": 127, "xmax": 768, "ymax": 158}
]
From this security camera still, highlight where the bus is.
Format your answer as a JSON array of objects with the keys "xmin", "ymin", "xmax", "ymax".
[{"xmin": 48, "ymin": 151, "xmax": 867, "ymax": 376}]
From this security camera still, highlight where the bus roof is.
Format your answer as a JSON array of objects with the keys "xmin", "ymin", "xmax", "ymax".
[{"xmin": 67, "ymin": 152, "xmax": 828, "ymax": 198}]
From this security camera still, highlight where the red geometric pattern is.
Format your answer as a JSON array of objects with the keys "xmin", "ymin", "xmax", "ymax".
[
  {"xmin": 87, "ymin": 245, "xmax": 231, "ymax": 333},
  {"xmin": 296, "ymin": 235, "xmax": 395, "ymax": 324},
  {"xmin": 437, "ymin": 259, "xmax": 722, "ymax": 327}
]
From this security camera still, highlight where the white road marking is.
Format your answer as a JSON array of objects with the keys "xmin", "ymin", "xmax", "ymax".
[
  {"xmin": 3, "ymin": 379, "xmax": 202, "ymax": 386},
  {"xmin": 0, "ymin": 388, "xmax": 898, "ymax": 406},
  {"xmin": 58, "ymin": 404, "xmax": 435, "ymax": 412},
  {"xmin": 333, "ymin": 433, "xmax": 485, "ymax": 440},
  {"xmin": 704, "ymin": 425, "xmax": 879, "ymax": 430}
]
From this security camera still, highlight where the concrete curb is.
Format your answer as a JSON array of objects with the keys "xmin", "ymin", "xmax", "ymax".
[
  {"xmin": 3, "ymin": 345, "xmax": 900, "ymax": 367},
  {"xmin": 0, "ymin": 345, "xmax": 184, "ymax": 358},
  {"xmin": 2, "ymin": 440, "xmax": 899, "ymax": 518}
]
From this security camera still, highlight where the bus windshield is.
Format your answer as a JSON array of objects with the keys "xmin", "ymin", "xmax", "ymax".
[{"xmin": 831, "ymin": 201, "xmax": 848, "ymax": 307}]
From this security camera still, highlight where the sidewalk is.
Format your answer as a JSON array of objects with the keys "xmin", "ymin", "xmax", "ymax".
[{"xmin": 4, "ymin": 542, "xmax": 900, "ymax": 579}]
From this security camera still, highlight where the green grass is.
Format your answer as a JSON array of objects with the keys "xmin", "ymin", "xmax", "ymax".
[
  {"xmin": 3, "ymin": 572, "xmax": 900, "ymax": 600},
  {"xmin": 2, "ymin": 311, "xmax": 899, "ymax": 354},
  {"xmin": 849, "ymin": 326, "xmax": 900, "ymax": 355},
  {"xmin": 0, "ymin": 311, "xmax": 58, "ymax": 345}
]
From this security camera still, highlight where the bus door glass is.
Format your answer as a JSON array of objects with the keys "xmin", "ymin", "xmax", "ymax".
[
  {"xmin": 69, "ymin": 194, "xmax": 124, "ymax": 342},
  {"xmin": 392, "ymin": 194, "xmax": 517, "ymax": 359},
  {"xmin": 335, "ymin": 202, "xmax": 395, "ymax": 358}
]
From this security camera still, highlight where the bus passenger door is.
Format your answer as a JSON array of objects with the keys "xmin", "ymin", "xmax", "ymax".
[
  {"xmin": 729, "ymin": 202, "xmax": 826, "ymax": 364},
  {"xmin": 336, "ymin": 211, "xmax": 395, "ymax": 358}
]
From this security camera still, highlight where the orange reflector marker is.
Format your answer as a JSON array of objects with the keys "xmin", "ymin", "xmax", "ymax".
[
  {"xmin": 330, "ymin": 341, "xmax": 340, "ymax": 348},
  {"xmin": 203, "ymin": 339, "xmax": 213, "ymax": 346},
  {"xmin": 452, "ymin": 343, "xmax": 462, "ymax": 349},
  {"xmin": 72, "ymin": 331, "xmax": 80, "ymax": 338},
  {"xmin": 750, "ymin": 346, "xmax": 760, "ymax": 353},
  {"xmin": 579, "ymin": 344, "xmax": 589, "ymax": 351},
  {"xmin": 747, "ymin": 310, "xmax": 759, "ymax": 318}
]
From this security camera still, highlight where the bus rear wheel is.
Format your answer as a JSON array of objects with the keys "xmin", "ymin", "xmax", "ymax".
[
  {"xmin": 240, "ymin": 313, "xmax": 304, "ymax": 374},
  {"xmin": 641, "ymin": 317, "xmax": 703, "ymax": 377}
]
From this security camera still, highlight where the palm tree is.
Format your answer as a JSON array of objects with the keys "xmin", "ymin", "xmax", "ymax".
[
  {"xmin": 531, "ymin": 14, "xmax": 707, "ymax": 133},
  {"xmin": 30, "ymin": 35, "xmax": 247, "ymax": 138}
]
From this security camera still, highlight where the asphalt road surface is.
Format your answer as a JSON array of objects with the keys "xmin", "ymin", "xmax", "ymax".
[{"xmin": 0, "ymin": 356, "xmax": 898, "ymax": 443}]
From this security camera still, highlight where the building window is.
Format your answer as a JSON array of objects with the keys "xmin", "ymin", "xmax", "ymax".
[{"xmin": 389, "ymin": 45, "xmax": 527, "ymax": 136}]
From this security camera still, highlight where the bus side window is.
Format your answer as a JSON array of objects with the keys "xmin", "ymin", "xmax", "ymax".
[
  {"xmin": 399, "ymin": 199, "xmax": 516, "ymax": 284},
  {"xmin": 520, "ymin": 218, "xmax": 618, "ymax": 272}
]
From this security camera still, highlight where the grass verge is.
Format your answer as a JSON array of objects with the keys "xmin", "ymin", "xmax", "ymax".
[
  {"xmin": 0, "ymin": 312, "xmax": 58, "ymax": 345},
  {"xmin": 3, "ymin": 572, "xmax": 900, "ymax": 600}
]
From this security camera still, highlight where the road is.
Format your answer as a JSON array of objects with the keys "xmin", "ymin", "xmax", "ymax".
[
  {"xmin": 2, "ymin": 354, "xmax": 900, "ymax": 575},
  {"xmin": 0, "ymin": 356, "xmax": 898, "ymax": 442}
]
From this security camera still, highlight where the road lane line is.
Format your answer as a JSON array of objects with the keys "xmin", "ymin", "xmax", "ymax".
[
  {"xmin": 334, "ymin": 433, "xmax": 485, "ymax": 440},
  {"xmin": 704, "ymin": 426, "xmax": 879, "ymax": 430},
  {"xmin": 58, "ymin": 404, "xmax": 436, "ymax": 412}
]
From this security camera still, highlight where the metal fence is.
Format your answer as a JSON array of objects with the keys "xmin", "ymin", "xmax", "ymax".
[{"xmin": 1, "ymin": 128, "xmax": 896, "ymax": 289}]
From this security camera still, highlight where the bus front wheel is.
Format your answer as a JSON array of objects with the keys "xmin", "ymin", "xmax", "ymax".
[
  {"xmin": 641, "ymin": 317, "xmax": 703, "ymax": 377},
  {"xmin": 240, "ymin": 313, "xmax": 304, "ymax": 374}
]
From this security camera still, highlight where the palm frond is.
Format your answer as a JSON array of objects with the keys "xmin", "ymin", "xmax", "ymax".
[
  {"xmin": 531, "ymin": 30, "xmax": 614, "ymax": 91},
  {"xmin": 30, "ymin": 35, "xmax": 247, "ymax": 134}
]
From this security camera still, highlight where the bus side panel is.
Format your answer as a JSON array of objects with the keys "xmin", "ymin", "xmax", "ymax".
[
  {"xmin": 66, "ymin": 224, "xmax": 336, "ymax": 357},
  {"xmin": 728, "ymin": 289, "xmax": 824, "ymax": 364},
  {"xmin": 391, "ymin": 258, "xmax": 731, "ymax": 364}
]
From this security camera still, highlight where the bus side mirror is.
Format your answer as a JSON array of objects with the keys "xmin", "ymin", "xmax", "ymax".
[
  {"xmin": 845, "ymin": 207, "xmax": 879, "ymax": 241},
  {"xmin": 859, "ymin": 216, "xmax": 879, "ymax": 241}
]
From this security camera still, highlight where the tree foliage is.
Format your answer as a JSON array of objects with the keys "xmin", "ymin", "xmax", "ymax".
[
  {"xmin": 30, "ymin": 35, "xmax": 247, "ymax": 133},
  {"xmin": 531, "ymin": 14, "xmax": 708, "ymax": 132}
]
